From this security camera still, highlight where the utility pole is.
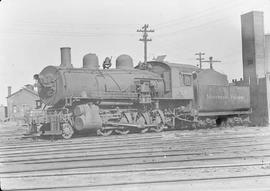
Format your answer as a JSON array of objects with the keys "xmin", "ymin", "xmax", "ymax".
[
  {"xmin": 202, "ymin": 56, "xmax": 221, "ymax": 69},
  {"xmin": 195, "ymin": 52, "xmax": 205, "ymax": 69},
  {"xmin": 137, "ymin": 24, "xmax": 154, "ymax": 65}
]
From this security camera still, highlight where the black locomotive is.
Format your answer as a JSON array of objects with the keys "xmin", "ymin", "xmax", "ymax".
[{"xmin": 29, "ymin": 47, "xmax": 250, "ymax": 139}]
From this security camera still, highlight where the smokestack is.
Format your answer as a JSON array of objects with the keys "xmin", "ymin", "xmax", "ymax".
[
  {"xmin": 60, "ymin": 47, "xmax": 73, "ymax": 68},
  {"xmin": 8, "ymin": 86, "xmax": 11, "ymax": 97}
]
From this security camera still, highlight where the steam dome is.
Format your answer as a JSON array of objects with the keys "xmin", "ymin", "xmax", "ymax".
[
  {"xmin": 116, "ymin": 54, "xmax": 133, "ymax": 69},
  {"xmin": 83, "ymin": 53, "xmax": 99, "ymax": 69}
]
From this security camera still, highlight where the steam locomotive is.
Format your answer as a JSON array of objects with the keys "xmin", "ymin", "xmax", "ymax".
[{"xmin": 30, "ymin": 47, "xmax": 251, "ymax": 139}]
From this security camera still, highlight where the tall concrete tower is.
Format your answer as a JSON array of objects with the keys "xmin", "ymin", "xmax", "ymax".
[
  {"xmin": 241, "ymin": 11, "xmax": 265, "ymax": 82},
  {"xmin": 241, "ymin": 11, "xmax": 267, "ymax": 125},
  {"xmin": 265, "ymin": 34, "xmax": 270, "ymax": 73},
  {"xmin": 265, "ymin": 34, "xmax": 270, "ymax": 123}
]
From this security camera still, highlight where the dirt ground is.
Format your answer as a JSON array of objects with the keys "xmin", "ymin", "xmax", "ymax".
[{"xmin": 0, "ymin": 123, "xmax": 270, "ymax": 191}]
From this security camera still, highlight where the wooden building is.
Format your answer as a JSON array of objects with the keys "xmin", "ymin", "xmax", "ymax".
[{"xmin": 6, "ymin": 85, "xmax": 39, "ymax": 122}]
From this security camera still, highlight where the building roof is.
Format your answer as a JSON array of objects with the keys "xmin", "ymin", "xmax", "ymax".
[{"xmin": 7, "ymin": 87, "xmax": 39, "ymax": 99}]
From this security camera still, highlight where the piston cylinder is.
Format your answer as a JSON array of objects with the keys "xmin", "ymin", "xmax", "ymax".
[{"xmin": 74, "ymin": 104, "xmax": 102, "ymax": 131}]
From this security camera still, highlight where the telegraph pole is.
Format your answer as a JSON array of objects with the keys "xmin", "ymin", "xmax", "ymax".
[
  {"xmin": 137, "ymin": 24, "xmax": 154, "ymax": 65},
  {"xmin": 202, "ymin": 56, "xmax": 221, "ymax": 69},
  {"xmin": 195, "ymin": 52, "xmax": 205, "ymax": 69}
]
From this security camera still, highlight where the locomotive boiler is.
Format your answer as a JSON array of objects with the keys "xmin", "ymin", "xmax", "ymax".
[
  {"xmin": 30, "ymin": 47, "xmax": 251, "ymax": 139},
  {"xmin": 36, "ymin": 48, "xmax": 164, "ymax": 106}
]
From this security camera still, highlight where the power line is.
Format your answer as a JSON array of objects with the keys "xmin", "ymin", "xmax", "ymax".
[
  {"xmin": 154, "ymin": 17, "xmax": 231, "ymax": 37},
  {"xmin": 195, "ymin": 52, "xmax": 205, "ymax": 69},
  {"xmin": 0, "ymin": 0, "xmax": 244, "ymax": 39},
  {"xmin": 137, "ymin": 24, "xmax": 154, "ymax": 65},
  {"xmin": 0, "ymin": 28, "xmax": 138, "ymax": 38},
  {"xmin": 155, "ymin": 0, "xmax": 246, "ymax": 29},
  {"xmin": 202, "ymin": 56, "xmax": 221, "ymax": 69}
]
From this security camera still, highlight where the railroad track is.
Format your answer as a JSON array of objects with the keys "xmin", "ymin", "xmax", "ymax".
[
  {"xmin": 0, "ymin": 126, "xmax": 270, "ymax": 190},
  {"xmin": 1, "ymin": 127, "xmax": 268, "ymax": 150}
]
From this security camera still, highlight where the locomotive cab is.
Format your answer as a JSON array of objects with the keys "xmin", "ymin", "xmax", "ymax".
[
  {"xmin": 146, "ymin": 61, "xmax": 199, "ymax": 128},
  {"xmin": 147, "ymin": 61, "xmax": 198, "ymax": 100}
]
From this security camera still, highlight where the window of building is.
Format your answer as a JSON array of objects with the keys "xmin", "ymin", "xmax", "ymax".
[
  {"xmin": 22, "ymin": 104, "xmax": 30, "ymax": 112},
  {"xmin": 13, "ymin": 105, "xmax": 17, "ymax": 113}
]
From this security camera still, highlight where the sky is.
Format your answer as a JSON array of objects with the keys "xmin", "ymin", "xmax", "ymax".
[{"xmin": 0, "ymin": 0, "xmax": 270, "ymax": 105}]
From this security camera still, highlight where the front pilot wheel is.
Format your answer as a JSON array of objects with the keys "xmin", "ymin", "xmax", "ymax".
[{"xmin": 62, "ymin": 123, "xmax": 74, "ymax": 139}]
